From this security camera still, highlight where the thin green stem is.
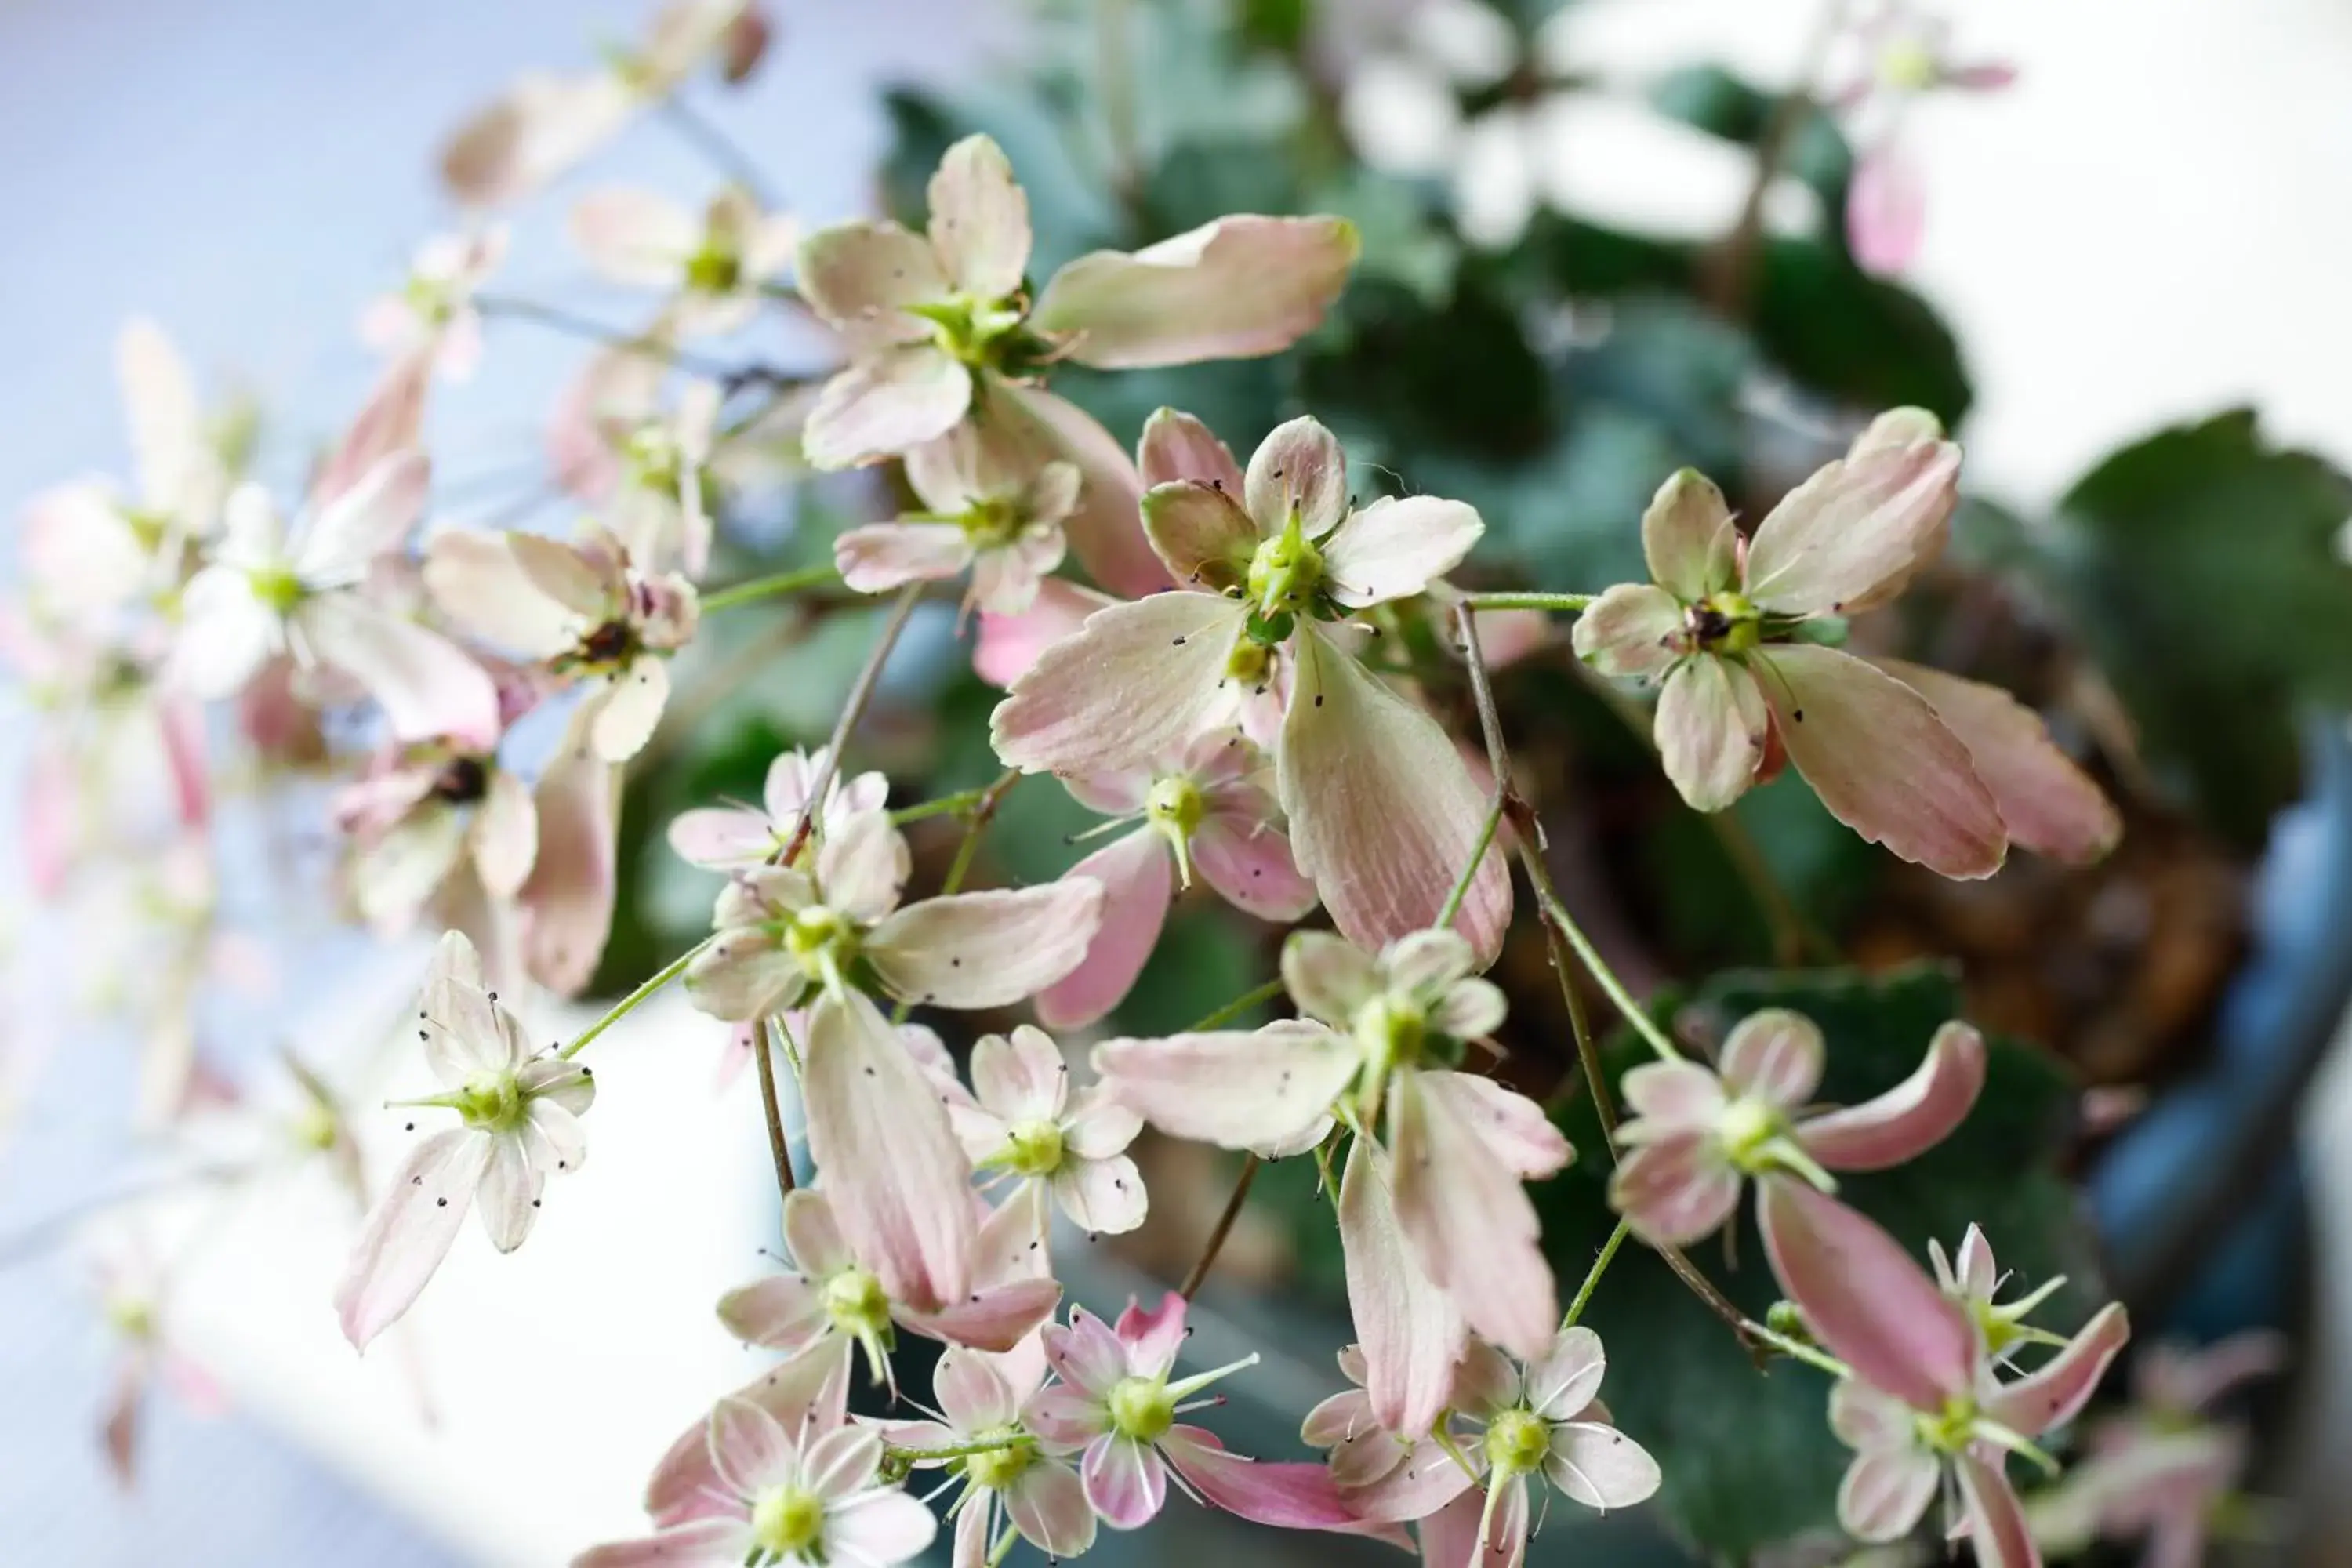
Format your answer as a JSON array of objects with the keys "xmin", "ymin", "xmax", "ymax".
[
  {"xmin": 474, "ymin": 295, "xmax": 738, "ymax": 379},
  {"xmin": 1437, "ymin": 795, "xmax": 1506, "ymax": 931},
  {"xmin": 986, "ymin": 1524, "xmax": 1020, "ymax": 1568},
  {"xmin": 1563, "ymin": 1219, "xmax": 1632, "ymax": 1330},
  {"xmin": 1179, "ymin": 1152, "xmax": 1261, "ymax": 1298},
  {"xmin": 1744, "ymin": 1318, "xmax": 1848, "ymax": 1378},
  {"xmin": 558, "ymin": 934, "xmax": 719, "ymax": 1059},
  {"xmin": 888, "ymin": 1433, "xmax": 1030, "ymax": 1465},
  {"xmin": 697, "ymin": 563, "xmax": 840, "ymax": 615},
  {"xmin": 889, "ymin": 786, "xmax": 992, "ymax": 827},
  {"xmin": 775, "ymin": 583, "xmax": 924, "ymax": 869},
  {"xmin": 1186, "ymin": 977, "xmax": 1285, "ymax": 1033},
  {"xmin": 753, "ymin": 1016, "xmax": 796, "ymax": 1203},
  {"xmin": 1461, "ymin": 591, "xmax": 1597, "ymax": 612},
  {"xmin": 1525, "ymin": 870, "xmax": 1682, "ymax": 1062}
]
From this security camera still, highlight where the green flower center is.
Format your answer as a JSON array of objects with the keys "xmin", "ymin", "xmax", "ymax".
[
  {"xmin": 822, "ymin": 1265, "xmax": 892, "ymax": 1340},
  {"xmin": 249, "ymin": 564, "xmax": 305, "ymax": 615},
  {"xmin": 683, "ymin": 243, "xmax": 743, "ymax": 296},
  {"xmin": 963, "ymin": 1430, "xmax": 1035, "ymax": 1491},
  {"xmin": 454, "ymin": 1069, "xmax": 524, "ymax": 1132},
  {"xmin": 1004, "ymin": 1117, "xmax": 1066, "ymax": 1178},
  {"xmin": 1106, "ymin": 1375, "xmax": 1175, "ymax": 1444},
  {"xmin": 104, "ymin": 1295, "xmax": 157, "ymax": 1341},
  {"xmin": 292, "ymin": 1101, "xmax": 341, "ymax": 1153},
  {"xmin": 909, "ymin": 294, "xmax": 1027, "ymax": 369},
  {"xmin": 1247, "ymin": 521, "xmax": 1325, "ymax": 619},
  {"xmin": 786, "ymin": 904, "xmax": 860, "ymax": 980},
  {"xmin": 1916, "ymin": 1393, "xmax": 1980, "ymax": 1456},
  {"xmin": 1144, "ymin": 774, "xmax": 1207, "ymax": 885},
  {"xmin": 747, "ymin": 1483, "xmax": 826, "ymax": 1558},
  {"xmin": 1483, "ymin": 1409, "xmax": 1551, "ymax": 1478},
  {"xmin": 1686, "ymin": 590, "xmax": 1759, "ymax": 655},
  {"xmin": 1718, "ymin": 1095, "xmax": 1785, "ymax": 1168},
  {"xmin": 402, "ymin": 274, "xmax": 455, "ymax": 326},
  {"xmin": 960, "ymin": 495, "xmax": 1023, "ymax": 550},
  {"xmin": 1356, "ymin": 993, "xmax": 1428, "ymax": 1075},
  {"xmin": 1879, "ymin": 39, "xmax": 1940, "ymax": 92}
]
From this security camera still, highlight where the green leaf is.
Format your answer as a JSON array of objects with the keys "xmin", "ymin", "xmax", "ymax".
[
  {"xmin": 2043, "ymin": 409, "xmax": 2352, "ymax": 842},
  {"xmin": 1537, "ymin": 964, "xmax": 2100, "ymax": 1564},
  {"xmin": 1750, "ymin": 238, "xmax": 1973, "ymax": 426}
]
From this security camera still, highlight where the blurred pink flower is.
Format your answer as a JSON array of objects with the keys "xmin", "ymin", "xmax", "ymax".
[
  {"xmin": 359, "ymin": 229, "xmax": 507, "ymax": 382},
  {"xmin": 666, "ymin": 743, "xmax": 889, "ymax": 873},
  {"xmin": 570, "ymin": 185, "xmax": 797, "ymax": 338},
  {"xmin": 834, "ymin": 422, "xmax": 1078, "ymax": 617},
  {"xmin": 85, "ymin": 1227, "xmax": 226, "ymax": 1487},
  {"xmin": 1835, "ymin": 4, "xmax": 2017, "ymax": 275},
  {"xmin": 336, "ymin": 742, "xmax": 536, "ymax": 938}
]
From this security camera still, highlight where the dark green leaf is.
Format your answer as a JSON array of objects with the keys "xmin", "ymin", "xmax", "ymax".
[{"xmin": 1750, "ymin": 238, "xmax": 1973, "ymax": 425}]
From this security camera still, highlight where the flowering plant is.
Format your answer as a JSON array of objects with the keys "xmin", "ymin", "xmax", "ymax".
[{"xmin": 16, "ymin": 2, "xmax": 2342, "ymax": 1565}]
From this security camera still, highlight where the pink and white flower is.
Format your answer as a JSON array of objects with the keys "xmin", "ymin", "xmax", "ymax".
[
  {"xmin": 570, "ymin": 184, "xmax": 797, "ymax": 338},
  {"xmin": 336, "ymin": 742, "xmax": 538, "ymax": 938},
  {"xmin": 1096, "ymin": 928, "xmax": 1571, "ymax": 1359},
  {"xmin": 1451, "ymin": 1327, "xmax": 1662, "ymax": 1564},
  {"xmin": 1572, "ymin": 412, "xmax": 2116, "ymax": 877},
  {"xmin": 716, "ymin": 1188, "xmax": 1059, "ymax": 1383},
  {"xmin": 992, "ymin": 412, "xmax": 1510, "ymax": 958},
  {"xmin": 667, "ymin": 744, "xmax": 889, "ymax": 874},
  {"xmin": 949, "ymin": 1025, "xmax": 1147, "ymax": 1236},
  {"xmin": 1026, "ymin": 1294, "xmax": 1378, "ymax": 1535},
  {"xmin": 169, "ymin": 456, "xmax": 501, "ymax": 749},
  {"xmin": 1760, "ymin": 1180, "xmax": 2129, "ymax": 1566},
  {"xmin": 1834, "ymin": 4, "xmax": 2016, "ymax": 275},
  {"xmin": 1300, "ymin": 1342, "xmax": 1476, "ymax": 1526},
  {"xmin": 887, "ymin": 1346, "xmax": 1096, "ymax": 1568},
  {"xmin": 1928, "ymin": 1223, "xmax": 2074, "ymax": 1367},
  {"xmin": 335, "ymin": 931, "xmax": 594, "ymax": 1349},
  {"xmin": 834, "ymin": 423, "xmax": 1077, "ymax": 617},
  {"xmin": 359, "ymin": 228, "xmax": 507, "ymax": 382},
  {"xmin": 1609, "ymin": 1008, "xmax": 1986, "ymax": 1246},
  {"xmin": 1036, "ymin": 730, "xmax": 1316, "ymax": 1029},
  {"xmin": 423, "ymin": 522, "xmax": 699, "ymax": 760},
  {"xmin": 577, "ymin": 1398, "xmax": 935, "ymax": 1568},
  {"xmin": 85, "ymin": 1227, "xmax": 226, "ymax": 1486}
]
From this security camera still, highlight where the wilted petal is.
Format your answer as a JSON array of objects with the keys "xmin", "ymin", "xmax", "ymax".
[
  {"xmin": 305, "ymin": 595, "xmax": 502, "ymax": 751},
  {"xmin": 1281, "ymin": 625, "xmax": 1512, "ymax": 963},
  {"xmin": 1837, "ymin": 1446, "xmax": 1940, "ymax": 1542},
  {"xmin": 1874, "ymin": 659, "xmax": 2121, "ymax": 865},
  {"xmin": 1094, "ymin": 1020, "xmax": 1357, "ymax": 1151},
  {"xmin": 1192, "ymin": 809, "xmax": 1319, "ymax": 923},
  {"xmin": 1610, "ymin": 1132, "xmax": 1744, "ymax": 1247},
  {"xmin": 1138, "ymin": 406, "xmax": 1245, "ymax": 492},
  {"xmin": 1034, "ymin": 831, "xmax": 1172, "ymax": 1031},
  {"xmin": 1340, "ymin": 1138, "xmax": 1468, "ymax": 1435},
  {"xmin": 803, "ymin": 347, "xmax": 971, "ymax": 470},
  {"xmin": 1744, "ymin": 427, "xmax": 1958, "ymax": 616},
  {"xmin": 1031, "ymin": 215, "xmax": 1359, "ymax": 370},
  {"xmin": 1243, "ymin": 416, "xmax": 1349, "ymax": 539},
  {"xmin": 1984, "ymin": 1301, "xmax": 2131, "ymax": 1439},
  {"xmin": 1718, "ymin": 1007, "xmax": 1826, "ymax": 1109},
  {"xmin": 1323, "ymin": 497, "xmax": 1483, "ymax": 609},
  {"xmin": 1640, "ymin": 469, "xmax": 1740, "ymax": 601},
  {"xmin": 989, "ymin": 592, "xmax": 1250, "ymax": 776},
  {"xmin": 334, "ymin": 1129, "xmax": 491, "ymax": 1348},
  {"xmin": 927, "ymin": 133, "xmax": 1031, "ymax": 299},
  {"xmin": 1954, "ymin": 1453, "xmax": 2038, "ymax": 1568},
  {"xmin": 1141, "ymin": 481, "xmax": 1258, "ymax": 590},
  {"xmin": 1572, "ymin": 583, "xmax": 1686, "ymax": 680},
  {"xmin": 1655, "ymin": 655, "xmax": 1767, "ymax": 812},
  {"xmin": 1083, "ymin": 1436, "xmax": 1167, "ymax": 1529},
  {"xmin": 1544, "ymin": 1420, "xmax": 1661, "ymax": 1512},
  {"xmin": 801, "ymin": 989, "xmax": 976, "ymax": 1311},
  {"xmin": 1388, "ymin": 1073, "xmax": 1556, "ymax": 1360},
  {"xmin": 1160, "ymin": 1426, "xmax": 1394, "ymax": 1536},
  {"xmin": 836, "ymin": 520, "xmax": 975, "ymax": 593},
  {"xmin": 1846, "ymin": 143, "xmax": 1929, "ymax": 278},
  {"xmin": 1758, "ymin": 1178, "xmax": 1976, "ymax": 1410},
  {"xmin": 796, "ymin": 219, "xmax": 948, "ymax": 336},
  {"xmin": 1758, "ymin": 644, "xmax": 2006, "ymax": 879},
  {"xmin": 1799, "ymin": 1020, "xmax": 1985, "ymax": 1171},
  {"xmin": 866, "ymin": 879, "xmax": 1104, "ymax": 1009}
]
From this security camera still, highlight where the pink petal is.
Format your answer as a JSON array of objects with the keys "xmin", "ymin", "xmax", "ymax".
[
  {"xmin": 1033, "ymin": 830, "xmax": 1173, "ymax": 1031},
  {"xmin": 1608, "ymin": 1133, "xmax": 1744, "ymax": 1247},
  {"xmin": 707, "ymin": 1395, "xmax": 796, "ymax": 1497},
  {"xmin": 933, "ymin": 1345, "xmax": 1019, "ymax": 1432},
  {"xmin": 1544, "ymin": 1419, "xmax": 1661, "ymax": 1510},
  {"xmin": 1640, "ymin": 469, "xmax": 1740, "ymax": 601},
  {"xmin": 1954, "ymin": 1453, "xmax": 2039, "ymax": 1568},
  {"xmin": 1799, "ymin": 1020, "xmax": 1985, "ymax": 1171},
  {"xmin": 1422, "ymin": 1073, "xmax": 1570, "ymax": 1178},
  {"xmin": 568, "ymin": 187, "xmax": 699, "ymax": 287},
  {"xmin": 1093, "ymin": 1020, "xmax": 1356, "ymax": 1152},
  {"xmin": 1082, "ymin": 1435, "xmax": 1168, "ymax": 1530},
  {"xmin": 1718, "ymin": 1007, "xmax": 1826, "ymax": 1109},
  {"xmin": 1570, "ymin": 583, "xmax": 1686, "ymax": 680},
  {"xmin": 1617, "ymin": 1060, "xmax": 1726, "ymax": 1134},
  {"xmin": 1743, "ymin": 420, "xmax": 1958, "ymax": 617},
  {"xmin": 1836, "ymin": 1446, "xmax": 1940, "ymax": 1542},
  {"xmin": 1162, "ymin": 1425, "xmax": 1403, "ymax": 1538},
  {"xmin": 1114, "ymin": 1292, "xmax": 1189, "ymax": 1377},
  {"xmin": 1388, "ymin": 1073, "xmax": 1557, "ymax": 1360},
  {"xmin": 573, "ymin": 1518, "xmax": 748, "ymax": 1567},
  {"xmin": 1828, "ymin": 1375, "xmax": 1919, "ymax": 1450},
  {"xmin": 1757, "ymin": 1178, "xmax": 1976, "ymax": 1410},
  {"xmin": 1524, "ymin": 1325, "xmax": 1607, "ymax": 1421},
  {"xmin": 296, "ymin": 452, "xmax": 430, "ymax": 584},
  {"xmin": 1042, "ymin": 1306, "xmax": 1130, "ymax": 1399},
  {"xmin": 1051, "ymin": 1155, "xmax": 1148, "ymax": 1234},
  {"xmin": 971, "ymin": 1025, "xmax": 1069, "ymax": 1122},
  {"xmin": 714, "ymin": 1275, "xmax": 829, "ymax": 1357},
  {"xmin": 1339, "ymin": 1138, "xmax": 1468, "ymax": 1436},
  {"xmin": 803, "ymin": 347, "xmax": 971, "ymax": 470},
  {"xmin": 646, "ymin": 1342, "xmax": 851, "ymax": 1525},
  {"xmin": 1192, "ymin": 809, "xmax": 1319, "ymax": 923},
  {"xmin": 1984, "ymin": 1302, "xmax": 2131, "ymax": 1439},
  {"xmin": 1030, "ymin": 215, "xmax": 1359, "ymax": 370},
  {"xmin": 1323, "ymin": 496, "xmax": 1484, "ymax": 609},
  {"xmin": 1846, "ymin": 143, "xmax": 1929, "ymax": 278},
  {"xmin": 927, "ymin": 133, "xmax": 1032, "ymax": 299},
  {"xmin": 587, "ymin": 658, "xmax": 672, "ymax": 762},
  {"xmin": 1757, "ymin": 644, "xmax": 2006, "ymax": 879},
  {"xmin": 1873, "ymin": 660, "xmax": 2121, "ymax": 865},
  {"xmin": 472, "ymin": 768, "xmax": 539, "ymax": 898},
  {"xmin": 973, "ymin": 379, "xmax": 1171, "ymax": 598},
  {"xmin": 23, "ymin": 742, "xmax": 78, "ymax": 898},
  {"xmin": 1280, "ymin": 624, "xmax": 1512, "ymax": 964},
  {"xmin": 801, "ymin": 989, "xmax": 976, "ymax": 1312},
  {"xmin": 306, "ymin": 595, "xmax": 501, "ymax": 750},
  {"xmin": 423, "ymin": 530, "xmax": 581, "ymax": 659},
  {"xmin": 334, "ymin": 1129, "xmax": 490, "ymax": 1349},
  {"xmin": 314, "ymin": 351, "xmax": 429, "ymax": 510},
  {"xmin": 795, "ymin": 219, "xmax": 947, "ymax": 336},
  {"xmin": 1141, "ymin": 480, "xmax": 1258, "ymax": 590},
  {"xmin": 1415, "ymin": 1489, "xmax": 1504, "ymax": 1566},
  {"xmin": 866, "ymin": 878, "xmax": 1105, "ymax": 1009},
  {"xmin": 1004, "ymin": 1460, "xmax": 1098, "ymax": 1558},
  {"xmin": 827, "ymin": 1489, "xmax": 938, "ymax": 1563},
  {"xmin": 1243, "ymin": 416, "xmax": 1350, "ymax": 539},
  {"xmin": 1654, "ymin": 655, "xmax": 1768, "ymax": 812},
  {"xmin": 906, "ymin": 1278, "xmax": 1063, "ymax": 1354},
  {"xmin": 975, "ymin": 578, "xmax": 1116, "ymax": 688},
  {"xmin": 666, "ymin": 806, "xmax": 775, "ymax": 871},
  {"xmin": 517, "ymin": 708, "xmax": 620, "ymax": 998},
  {"xmin": 835, "ymin": 520, "xmax": 975, "ymax": 593},
  {"xmin": 989, "ymin": 591, "xmax": 1250, "ymax": 777},
  {"xmin": 1138, "ymin": 406, "xmax": 1245, "ymax": 492}
]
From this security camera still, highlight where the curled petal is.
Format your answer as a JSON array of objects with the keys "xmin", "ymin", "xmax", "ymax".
[
  {"xmin": 1281, "ymin": 625, "xmax": 1512, "ymax": 964},
  {"xmin": 1161, "ymin": 1426, "xmax": 1402, "ymax": 1539},
  {"xmin": 1094, "ymin": 1020, "xmax": 1357, "ymax": 1152},
  {"xmin": 989, "ymin": 592, "xmax": 1249, "ymax": 777},
  {"xmin": 1954, "ymin": 1453, "xmax": 2038, "ymax": 1568},
  {"xmin": 1744, "ymin": 424, "xmax": 1958, "ymax": 616},
  {"xmin": 866, "ymin": 879, "xmax": 1105, "ymax": 1009},
  {"xmin": 1984, "ymin": 1301, "xmax": 2131, "ymax": 1439},
  {"xmin": 1656, "ymin": 655, "xmax": 1768, "ymax": 812},
  {"xmin": 1034, "ymin": 831, "xmax": 1172, "ymax": 1031},
  {"xmin": 1758, "ymin": 1178, "xmax": 1976, "ymax": 1410},
  {"xmin": 1572, "ymin": 583, "xmax": 1686, "ymax": 680},
  {"xmin": 1757, "ymin": 644, "xmax": 2006, "ymax": 879},
  {"xmin": 1340, "ymin": 1138, "xmax": 1468, "ymax": 1436},
  {"xmin": 1138, "ymin": 406, "xmax": 1244, "ymax": 492},
  {"xmin": 1389, "ymin": 1073, "xmax": 1557, "ymax": 1360},
  {"xmin": 1718, "ymin": 1007, "xmax": 1826, "ymax": 1109},
  {"xmin": 1641, "ymin": 469, "xmax": 1740, "ymax": 601},
  {"xmin": 1798, "ymin": 1020, "xmax": 1985, "ymax": 1171},
  {"xmin": 1837, "ymin": 1446, "xmax": 1941, "ymax": 1543},
  {"xmin": 1115, "ymin": 1292, "xmax": 1189, "ymax": 1377},
  {"xmin": 1873, "ymin": 659, "xmax": 2121, "ymax": 865},
  {"xmin": 1141, "ymin": 481, "xmax": 1258, "ymax": 590},
  {"xmin": 1031, "ymin": 215, "xmax": 1359, "ymax": 371}
]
